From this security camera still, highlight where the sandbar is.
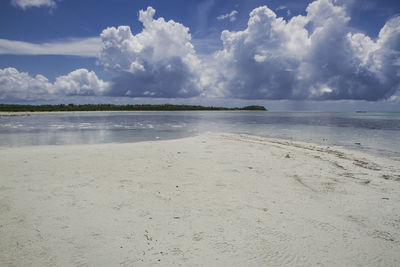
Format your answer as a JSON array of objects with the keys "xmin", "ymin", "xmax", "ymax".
[{"xmin": 1, "ymin": 133, "xmax": 399, "ymax": 266}]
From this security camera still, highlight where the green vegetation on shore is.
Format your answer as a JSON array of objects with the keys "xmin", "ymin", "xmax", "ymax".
[{"xmin": 0, "ymin": 104, "xmax": 267, "ymax": 112}]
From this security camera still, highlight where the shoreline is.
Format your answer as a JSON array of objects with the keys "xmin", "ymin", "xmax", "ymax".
[
  {"xmin": 1, "ymin": 132, "xmax": 399, "ymax": 162},
  {"xmin": 0, "ymin": 110, "xmax": 267, "ymax": 116},
  {"xmin": 1, "ymin": 110, "xmax": 399, "ymax": 116},
  {"xmin": 1, "ymin": 133, "xmax": 400, "ymax": 265}
]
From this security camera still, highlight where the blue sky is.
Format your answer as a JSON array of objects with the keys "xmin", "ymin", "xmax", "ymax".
[{"xmin": 0, "ymin": 0, "xmax": 399, "ymax": 111}]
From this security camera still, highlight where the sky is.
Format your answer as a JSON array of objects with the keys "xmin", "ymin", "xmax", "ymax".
[{"xmin": 0, "ymin": 0, "xmax": 399, "ymax": 111}]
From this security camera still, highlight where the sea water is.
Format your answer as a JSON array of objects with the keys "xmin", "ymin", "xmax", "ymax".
[{"xmin": 1, "ymin": 111, "xmax": 399, "ymax": 159}]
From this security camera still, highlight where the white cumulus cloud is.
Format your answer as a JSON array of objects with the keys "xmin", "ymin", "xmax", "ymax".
[
  {"xmin": 0, "ymin": 68, "xmax": 54, "ymax": 101},
  {"xmin": 217, "ymin": 10, "xmax": 238, "ymax": 22},
  {"xmin": 99, "ymin": 6, "xmax": 203, "ymax": 98},
  {"xmin": 54, "ymin": 69, "xmax": 110, "ymax": 96},
  {"xmin": 2, "ymin": 1, "xmax": 400, "ymax": 103},
  {"xmin": 11, "ymin": 0, "xmax": 56, "ymax": 9},
  {"xmin": 213, "ymin": 0, "xmax": 400, "ymax": 100},
  {"xmin": 0, "ymin": 68, "xmax": 109, "ymax": 101}
]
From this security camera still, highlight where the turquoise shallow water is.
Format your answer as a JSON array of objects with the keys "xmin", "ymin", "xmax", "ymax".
[{"xmin": 0, "ymin": 111, "xmax": 399, "ymax": 159}]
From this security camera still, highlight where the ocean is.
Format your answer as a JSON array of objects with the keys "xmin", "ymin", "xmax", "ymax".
[{"xmin": 1, "ymin": 111, "xmax": 399, "ymax": 159}]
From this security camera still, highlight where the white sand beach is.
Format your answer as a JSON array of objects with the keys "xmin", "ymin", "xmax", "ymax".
[{"xmin": 1, "ymin": 133, "xmax": 400, "ymax": 266}]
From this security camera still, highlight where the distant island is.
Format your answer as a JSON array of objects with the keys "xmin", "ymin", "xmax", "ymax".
[{"xmin": 0, "ymin": 104, "xmax": 267, "ymax": 112}]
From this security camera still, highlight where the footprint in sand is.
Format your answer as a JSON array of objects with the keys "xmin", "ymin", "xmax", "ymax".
[
  {"xmin": 192, "ymin": 232, "xmax": 204, "ymax": 241},
  {"xmin": 369, "ymin": 230, "xmax": 395, "ymax": 242}
]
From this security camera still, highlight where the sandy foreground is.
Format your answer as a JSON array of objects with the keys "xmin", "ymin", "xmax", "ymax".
[{"xmin": 1, "ymin": 133, "xmax": 400, "ymax": 266}]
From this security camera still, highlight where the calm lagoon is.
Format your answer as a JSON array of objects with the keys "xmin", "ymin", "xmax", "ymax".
[{"xmin": 1, "ymin": 111, "xmax": 399, "ymax": 159}]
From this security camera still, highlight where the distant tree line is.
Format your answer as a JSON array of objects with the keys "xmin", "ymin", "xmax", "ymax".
[{"xmin": 0, "ymin": 104, "xmax": 267, "ymax": 112}]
